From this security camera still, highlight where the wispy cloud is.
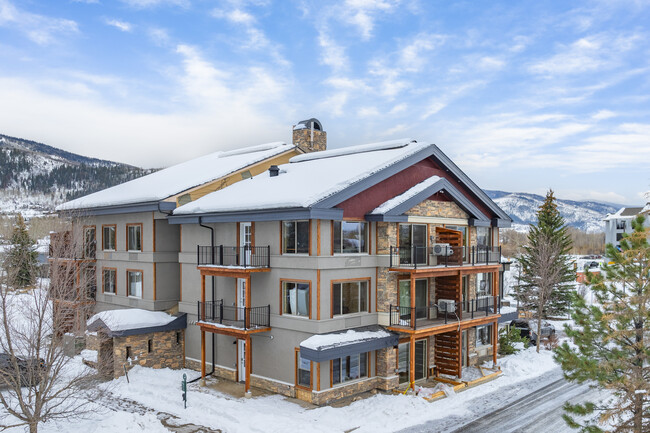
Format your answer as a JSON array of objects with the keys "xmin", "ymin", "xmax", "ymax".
[
  {"xmin": 342, "ymin": 0, "xmax": 398, "ymax": 41},
  {"xmin": 105, "ymin": 19, "xmax": 133, "ymax": 32},
  {"xmin": 119, "ymin": 0, "xmax": 189, "ymax": 9},
  {"xmin": 0, "ymin": 0, "xmax": 78, "ymax": 45}
]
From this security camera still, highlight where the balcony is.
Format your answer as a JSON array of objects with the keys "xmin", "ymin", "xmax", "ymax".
[
  {"xmin": 197, "ymin": 245, "xmax": 270, "ymax": 269},
  {"xmin": 197, "ymin": 300, "xmax": 270, "ymax": 332},
  {"xmin": 389, "ymin": 245, "xmax": 501, "ymax": 269},
  {"xmin": 49, "ymin": 231, "xmax": 96, "ymax": 260},
  {"xmin": 388, "ymin": 297, "xmax": 500, "ymax": 331}
]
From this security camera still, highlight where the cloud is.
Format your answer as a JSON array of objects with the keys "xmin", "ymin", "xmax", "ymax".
[
  {"xmin": 342, "ymin": 0, "xmax": 397, "ymax": 41},
  {"xmin": 318, "ymin": 31, "xmax": 348, "ymax": 72},
  {"xmin": 399, "ymin": 33, "xmax": 446, "ymax": 72},
  {"xmin": 0, "ymin": 0, "xmax": 78, "ymax": 45},
  {"xmin": 592, "ymin": 109, "xmax": 616, "ymax": 120},
  {"xmin": 105, "ymin": 19, "xmax": 133, "ymax": 32},
  {"xmin": 147, "ymin": 27, "xmax": 170, "ymax": 46},
  {"xmin": 119, "ymin": 0, "xmax": 189, "ymax": 8}
]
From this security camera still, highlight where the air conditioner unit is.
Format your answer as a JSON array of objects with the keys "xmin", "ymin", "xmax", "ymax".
[
  {"xmin": 438, "ymin": 299, "xmax": 456, "ymax": 313},
  {"xmin": 432, "ymin": 243, "xmax": 453, "ymax": 256}
]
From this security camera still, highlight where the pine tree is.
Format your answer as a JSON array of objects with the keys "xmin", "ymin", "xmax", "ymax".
[
  {"xmin": 4, "ymin": 213, "xmax": 38, "ymax": 289},
  {"xmin": 555, "ymin": 215, "xmax": 650, "ymax": 432},
  {"xmin": 517, "ymin": 190, "xmax": 575, "ymax": 317}
]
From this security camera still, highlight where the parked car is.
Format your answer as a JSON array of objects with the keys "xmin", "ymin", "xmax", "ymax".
[
  {"xmin": 509, "ymin": 319, "xmax": 555, "ymax": 345},
  {"xmin": 583, "ymin": 261, "xmax": 599, "ymax": 270},
  {"xmin": 0, "ymin": 353, "xmax": 45, "ymax": 387}
]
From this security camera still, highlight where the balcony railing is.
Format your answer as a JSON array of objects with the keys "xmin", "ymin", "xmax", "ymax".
[
  {"xmin": 49, "ymin": 231, "xmax": 96, "ymax": 260},
  {"xmin": 389, "ymin": 296, "xmax": 500, "ymax": 329},
  {"xmin": 389, "ymin": 245, "xmax": 501, "ymax": 269},
  {"xmin": 197, "ymin": 245, "xmax": 270, "ymax": 268},
  {"xmin": 198, "ymin": 300, "xmax": 270, "ymax": 329}
]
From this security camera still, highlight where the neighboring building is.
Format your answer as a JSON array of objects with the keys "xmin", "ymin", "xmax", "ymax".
[
  {"xmin": 603, "ymin": 207, "xmax": 646, "ymax": 249},
  {"xmin": 55, "ymin": 119, "xmax": 512, "ymax": 405}
]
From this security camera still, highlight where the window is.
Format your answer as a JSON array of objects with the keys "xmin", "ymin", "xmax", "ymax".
[
  {"xmin": 127, "ymin": 224, "xmax": 142, "ymax": 251},
  {"xmin": 282, "ymin": 281, "xmax": 310, "ymax": 317},
  {"xmin": 84, "ymin": 266, "xmax": 96, "ymax": 300},
  {"xmin": 127, "ymin": 270, "xmax": 143, "ymax": 298},
  {"xmin": 332, "ymin": 353, "xmax": 368, "ymax": 385},
  {"xmin": 125, "ymin": 346, "xmax": 132, "ymax": 360},
  {"xmin": 476, "ymin": 273, "xmax": 492, "ymax": 297},
  {"xmin": 333, "ymin": 221, "xmax": 368, "ymax": 254},
  {"xmin": 83, "ymin": 226, "xmax": 96, "ymax": 258},
  {"xmin": 103, "ymin": 268, "xmax": 116, "ymax": 294},
  {"xmin": 332, "ymin": 280, "xmax": 368, "ymax": 315},
  {"xmin": 148, "ymin": 339, "xmax": 153, "ymax": 353},
  {"xmin": 102, "ymin": 225, "xmax": 116, "ymax": 251},
  {"xmin": 282, "ymin": 221, "xmax": 309, "ymax": 254},
  {"xmin": 476, "ymin": 227, "xmax": 492, "ymax": 249},
  {"xmin": 296, "ymin": 351, "xmax": 311, "ymax": 388},
  {"xmin": 176, "ymin": 332, "xmax": 181, "ymax": 345},
  {"xmin": 399, "ymin": 224, "xmax": 427, "ymax": 264},
  {"xmin": 476, "ymin": 324, "xmax": 493, "ymax": 346}
]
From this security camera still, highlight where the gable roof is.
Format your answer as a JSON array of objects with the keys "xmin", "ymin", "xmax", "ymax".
[
  {"xmin": 171, "ymin": 138, "xmax": 511, "ymax": 227},
  {"xmin": 172, "ymin": 139, "xmax": 430, "ymax": 216},
  {"xmin": 86, "ymin": 309, "xmax": 187, "ymax": 337},
  {"xmin": 57, "ymin": 142, "xmax": 296, "ymax": 213}
]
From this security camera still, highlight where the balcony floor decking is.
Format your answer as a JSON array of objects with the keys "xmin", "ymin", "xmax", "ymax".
[
  {"xmin": 388, "ymin": 312, "xmax": 500, "ymax": 336},
  {"xmin": 389, "ymin": 262, "xmax": 501, "ymax": 276}
]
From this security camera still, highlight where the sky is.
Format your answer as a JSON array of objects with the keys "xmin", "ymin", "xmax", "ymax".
[{"xmin": 0, "ymin": 0, "xmax": 649, "ymax": 205}]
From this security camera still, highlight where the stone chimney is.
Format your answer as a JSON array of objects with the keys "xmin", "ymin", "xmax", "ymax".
[{"xmin": 292, "ymin": 118, "xmax": 326, "ymax": 153}]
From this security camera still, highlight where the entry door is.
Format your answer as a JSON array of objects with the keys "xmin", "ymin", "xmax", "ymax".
[
  {"xmin": 237, "ymin": 340, "xmax": 246, "ymax": 382},
  {"xmin": 398, "ymin": 340, "xmax": 428, "ymax": 384},
  {"xmin": 237, "ymin": 278, "xmax": 246, "ymax": 321},
  {"xmin": 239, "ymin": 222, "xmax": 252, "ymax": 266},
  {"xmin": 398, "ymin": 280, "xmax": 428, "ymax": 319},
  {"xmin": 461, "ymin": 330, "xmax": 469, "ymax": 367}
]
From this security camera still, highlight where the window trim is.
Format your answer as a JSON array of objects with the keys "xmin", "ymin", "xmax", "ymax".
[
  {"xmin": 280, "ymin": 279, "xmax": 312, "ymax": 319},
  {"xmin": 330, "ymin": 278, "xmax": 372, "ymax": 318},
  {"xmin": 294, "ymin": 347, "xmax": 312, "ymax": 390},
  {"xmin": 126, "ymin": 269, "xmax": 144, "ymax": 298},
  {"xmin": 330, "ymin": 352, "xmax": 370, "ymax": 387},
  {"xmin": 83, "ymin": 225, "xmax": 96, "ymax": 259},
  {"xmin": 102, "ymin": 224, "xmax": 117, "ymax": 251},
  {"xmin": 332, "ymin": 220, "xmax": 369, "ymax": 255},
  {"xmin": 102, "ymin": 267, "xmax": 117, "ymax": 295},
  {"xmin": 281, "ymin": 220, "xmax": 311, "ymax": 255},
  {"xmin": 126, "ymin": 223, "xmax": 143, "ymax": 252}
]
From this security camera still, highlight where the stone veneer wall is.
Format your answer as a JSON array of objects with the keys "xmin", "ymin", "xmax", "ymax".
[
  {"xmin": 376, "ymin": 222, "xmax": 397, "ymax": 255},
  {"xmin": 113, "ymin": 330, "xmax": 185, "ymax": 378},
  {"xmin": 292, "ymin": 128, "xmax": 327, "ymax": 153},
  {"xmin": 406, "ymin": 200, "xmax": 468, "ymax": 219}
]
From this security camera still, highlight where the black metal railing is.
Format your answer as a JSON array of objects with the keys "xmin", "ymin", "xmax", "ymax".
[
  {"xmin": 197, "ymin": 299, "xmax": 270, "ymax": 329},
  {"xmin": 389, "ymin": 245, "xmax": 501, "ymax": 268},
  {"xmin": 389, "ymin": 296, "xmax": 500, "ymax": 329},
  {"xmin": 196, "ymin": 245, "xmax": 270, "ymax": 268}
]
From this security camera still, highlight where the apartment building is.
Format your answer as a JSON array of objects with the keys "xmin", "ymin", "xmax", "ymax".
[{"xmin": 55, "ymin": 119, "xmax": 512, "ymax": 404}]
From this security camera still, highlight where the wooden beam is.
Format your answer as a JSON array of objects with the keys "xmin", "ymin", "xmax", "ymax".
[
  {"xmin": 316, "ymin": 220, "xmax": 321, "ymax": 256},
  {"xmin": 316, "ymin": 269, "xmax": 321, "ymax": 321}
]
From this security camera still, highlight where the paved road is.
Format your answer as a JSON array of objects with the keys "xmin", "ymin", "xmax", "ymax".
[{"xmin": 399, "ymin": 370, "xmax": 606, "ymax": 433}]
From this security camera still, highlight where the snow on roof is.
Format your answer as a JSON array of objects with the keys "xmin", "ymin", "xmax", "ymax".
[
  {"xmin": 174, "ymin": 139, "xmax": 430, "ymax": 215},
  {"xmin": 603, "ymin": 206, "xmax": 643, "ymax": 221},
  {"xmin": 370, "ymin": 175, "xmax": 441, "ymax": 215},
  {"xmin": 300, "ymin": 329, "xmax": 391, "ymax": 351},
  {"xmin": 57, "ymin": 142, "xmax": 295, "ymax": 211},
  {"xmin": 87, "ymin": 309, "xmax": 176, "ymax": 332}
]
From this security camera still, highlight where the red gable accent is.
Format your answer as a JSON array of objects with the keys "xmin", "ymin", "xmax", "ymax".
[{"xmin": 335, "ymin": 157, "xmax": 493, "ymax": 219}]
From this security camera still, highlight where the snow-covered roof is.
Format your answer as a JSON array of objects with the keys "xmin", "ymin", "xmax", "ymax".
[
  {"xmin": 301, "ymin": 329, "xmax": 391, "ymax": 351},
  {"xmin": 86, "ymin": 309, "xmax": 183, "ymax": 337},
  {"xmin": 57, "ymin": 142, "xmax": 296, "ymax": 211},
  {"xmin": 299, "ymin": 325, "xmax": 398, "ymax": 362},
  {"xmin": 174, "ymin": 139, "xmax": 429, "ymax": 215},
  {"xmin": 370, "ymin": 176, "xmax": 442, "ymax": 215},
  {"xmin": 603, "ymin": 206, "xmax": 643, "ymax": 221}
]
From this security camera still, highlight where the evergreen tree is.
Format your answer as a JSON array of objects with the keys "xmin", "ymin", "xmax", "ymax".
[
  {"xmin": 4, "ymin": 213, "xmax": 38, "ymax": 289},
  {"xmin": 517, "ymin": 189, "xmax": 575, "ymax": 317},
  {"xmin": 555, "ymin": 215, "xmax": 650, "ymax": 433}
]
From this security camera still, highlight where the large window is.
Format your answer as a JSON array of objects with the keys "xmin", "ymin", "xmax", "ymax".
[
  {"xmin": 102, "ymin": 225, "xmax": 116, "ymax": 251},
  {"xmin": 476, "ymin": 324, "xmax": 493, "ymax": 346},
  {"xmin": 476, "ymin": 227, "xmax": 492, "ymax": 249},
  {"xmin": 282, "ymin": 221, "xmax": 309, "ymax": 254},
  {"xmin": 332, "ymin": 280, "xmax": 368, "ymax": 315},
  {"xmin": 127, "ymin": 224, "xmax": 142, "ymax": 252},
  {"xmin": 399, "ymin": 224, "xmax": 427, "ymax": 264},
  {"xmin": 103, "ymin": 268, "xmax": 116, "ymax": 294},
  {"xmin": 127, "ymin": 270, "xmax": 143, "ymax": 298},
  {"xmin": 282, "ymin": 281, "xmax": 310, "ymax": 317},
  {"xmin": 332, "ymin": 353, "xmax": 368, "ymax": 385},
  {"xmin": 476, "ymin": 273, "xmax": 492, "ymax": 297},
  {"xmin": 333, "ymin": 221, "xmax": 368, "ymax": 254},
  {"xmin": 296, "ymin": 351, "xmax": 311, "ymax": 388},
  {"xmin": 83, "ymin": 226, "xmax": 96, "ymax": 258}
]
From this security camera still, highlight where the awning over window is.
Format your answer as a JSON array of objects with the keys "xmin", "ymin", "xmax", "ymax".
[{"xmin": 299, "ymin": 325, "xmax": 398, "ymax": 362}]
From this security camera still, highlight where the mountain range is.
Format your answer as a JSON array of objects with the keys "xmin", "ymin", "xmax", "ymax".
[{"xmin": 0, "ymin": 133, "xmax": 623, "ymax": 231}]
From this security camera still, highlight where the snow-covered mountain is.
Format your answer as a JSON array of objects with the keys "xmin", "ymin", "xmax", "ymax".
[
  {"xmin": 485, "ymin": 190, "xmax": 620, "ymax": 233},
  {"xmin": 0, "ymin": 134, "xmax": 154, "ymax": 217}
]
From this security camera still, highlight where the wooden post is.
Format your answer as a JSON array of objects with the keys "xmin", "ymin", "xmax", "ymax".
[
  {"xmin": 492, "ymin": 320, "xmax": 498, "ymax": 366},
  {"xmin": 410, "ymin": 274, "xmax": 416, "ymax": 327},
  {"xmin": 200, "ymin": 330, "xmax": 206, "ymax": 379},
  {"xmin": 409, "ymin": 335, "xmax": 415, "ymax": 385},
  {"xmin": 246, "ymin": 275, "xmax": 251, "ymax": 328},
  {"xmin": 245, "ymin": 335, "xmax": 252, "ymax": 394},
  {"xmin": 457, "ymin": 330, "xmax": 462, "ymax": 379},
  {"xmin": 200, "ymin": 274, "xmax": 206, "ymax": 310},
  {"xmin": 458, "ymin": 272, "xmax": 463, "ymax": 321}
]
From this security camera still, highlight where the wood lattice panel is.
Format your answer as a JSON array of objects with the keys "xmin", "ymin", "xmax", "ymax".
[
  {"xmin": 434, "ymin": 275, "xmax": 461, "ymax": 305},
  {"xmin": 434, "ymin": 331, "xmax": 461, "ymax": 377},
  {"xmin": 435, "ymin": 227, "xmax": 463, "ymax": 266}
]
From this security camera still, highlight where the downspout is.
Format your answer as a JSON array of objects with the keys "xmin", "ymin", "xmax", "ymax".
[{"xmin": 197, "ymin": 216, "xmax": 216, "ymax": 380}]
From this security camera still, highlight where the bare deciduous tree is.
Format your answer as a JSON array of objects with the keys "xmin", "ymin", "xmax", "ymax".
[{"xmin": 0, "ymin": 218, "xmax": 106, "ymax": 433}]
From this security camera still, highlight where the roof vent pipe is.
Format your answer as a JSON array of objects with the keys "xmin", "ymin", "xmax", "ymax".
[{"xmin": 269, "ymin": 165, "xmax": 280, "ymax": 177}]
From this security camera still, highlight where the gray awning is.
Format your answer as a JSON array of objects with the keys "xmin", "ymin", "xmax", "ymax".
[{"xmin": 299, "ymin": 325, "xmax": 398, "ymax": 362}]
